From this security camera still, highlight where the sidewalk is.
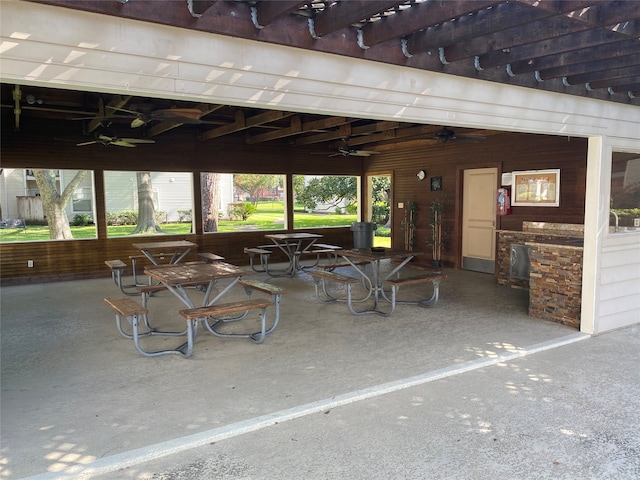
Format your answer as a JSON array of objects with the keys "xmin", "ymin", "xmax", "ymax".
[{"xmin": 93, "ymin": 327, "xmax": 640, "ymax": 480}]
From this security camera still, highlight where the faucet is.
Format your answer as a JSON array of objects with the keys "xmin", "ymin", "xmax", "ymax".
[{"xmin": 610, "ymin": 210, "xmax": 619, "ymax": 232}]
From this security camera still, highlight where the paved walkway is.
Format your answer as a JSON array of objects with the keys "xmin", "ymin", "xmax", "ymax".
[{"xmin": 1, "ymin": 267, "xmax": 638, "ymax": 479}]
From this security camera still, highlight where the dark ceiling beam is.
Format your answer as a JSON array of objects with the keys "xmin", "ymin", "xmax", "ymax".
[
  {"xmin": 188, "ymin": 0, "xmax": 218, "ymax": 17},
  {"xmin": 405, "ymin": 2, "xmax": 551, "ymax": 52},
  {"xmin": 511, "ymin": 0, "xmax": 601, "ymax": 15},
  {"xmin": 87, "ymin": 95, "xmax": 131, "ymax": 133},
  {"xmin": 253, "ymin": 1, "xmax": 307, "ymax": 27},
  {"xmin": 309, "ymin": 1, "xmax": 399, "ymax": 38},
  {"xmin": 23, "ymin": 0, "xmax": 640, "ymax": 106},
  {"xmin": 247, "ymin": 115, "xmax": 352, "ymax": 144},
  {"xmin": 609, "ymin": 83, "xmax": 640, "ymax": 95},
  {"xmin": 200, "ymin": 109, "xmax": 293, "ymax": 141},
  {"xmin": 566, "ymin": 65, "xmax": 640, "ymax": 86},
  {"xmin": 294, "ymin": 120, "xmax": 401, "ymax": 146},
  {"xmin": 537, "ymin": 53, "xmax": 640, "ymax": 81},
  {"xmin": 139, "ymin": 103, "xmax": 224, "ymax": 137},
  {"xmin": 245, "ymin": 115, "xmax": 303, "ymax": 143},
  {"xmin": 588, "ymin": 75, "xmax": 640, "ymax": 90},
  {"xmin": 443, "ymin": 4, "xmax": 636, "ymax": 66},
  {"xmin": 361, "ymin": 0, "xmax": 499, "ymax": 48},
  {"xmin": 508, "ymin": 38, "xmax": 640, "ymax": 75},
  {"xmin": 477, "ymin": 26, "xmax": 633, "ymax": 70}
]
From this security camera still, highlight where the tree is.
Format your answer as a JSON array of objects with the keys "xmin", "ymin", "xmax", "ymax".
[
  {"xmin": 132, "ymin": 172, "xmax": 162, "ymax": 234},
  {"xmin": 371, "ymin": 176, "xmax": 391, "ymax": 226},
  {"xmin": 295, "ymin": 175, "xmax": 356, "ymax": 212},
  {"xmin": 201, "ymin": 172, "xmax": 221, "ymax": 232},
  {"xmin": 233, "ymin": 174, "xmax": 279, "ymax": 206},
  {"xmin": 33, "ymin": 169, "xmax": 89, "ymax": 239}
]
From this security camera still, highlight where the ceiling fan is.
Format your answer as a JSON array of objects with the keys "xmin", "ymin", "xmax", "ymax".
[
  {"xmin": 76, "ymin": 134, "xmax": 156, "ymax": 147},
  {"xmin": 313, "ymin": 138, "xmax": 380, "ymax": 157},
  {"xmin": 431, "ymin": 127, "xmax": 486, "ymax": 144},
  {"xmin": 108, "ymin": 105, "xmax": 208, "ymax": 128}
]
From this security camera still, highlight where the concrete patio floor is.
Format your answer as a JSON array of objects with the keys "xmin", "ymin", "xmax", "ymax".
[{"xmin": 1, "ymin": 266, "xmax": 638, "ymax": 479}]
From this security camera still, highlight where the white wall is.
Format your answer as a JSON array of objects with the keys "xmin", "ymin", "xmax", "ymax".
[{"xmin": 2, "ymin": 0, "xmax": 639, "ymax": 333}]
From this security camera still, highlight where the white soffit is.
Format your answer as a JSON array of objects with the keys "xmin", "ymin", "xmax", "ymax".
[{"xmin": 1, "ymin": 0, "xmax": 639, "ymax": 141}]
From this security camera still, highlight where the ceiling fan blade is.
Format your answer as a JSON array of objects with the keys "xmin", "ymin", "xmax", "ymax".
[
  {"xmin": 119, "ymin": 138, "xmax": 155, "ymax": 144},
  {"xmin": 453, "ymin": 135, "xmax": 486, "ymax": 143},
  {"xmin": 130, "ymin": 117, "xmax": 147, "ymax": 128},
  {"xmin": 352, "ymin": 150, "xmax": 380, "ymax": 156},
  {"xmin": 151, "ymin": 108, "xmax": 205, "ymax": 122},
  {"xmin": 76, "ymin": 140, "xmax": 98, "ymax": 146},
  {"xmin": 110, "ymin": 140, "xmax": 137, "ymax": 147}
]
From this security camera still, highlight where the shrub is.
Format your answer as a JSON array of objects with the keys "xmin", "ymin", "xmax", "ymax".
[
  {"xmin": 72, "ymin": 213, "xmax": 93, "ymax": 226},
  {"xmin": 227, "ymin": 202, "xmax": 256, "ymax": 221},
  {"xmin": 177, "ymin": 209, "xmax": 192, "ymax": 223},
  {"xmin": 106, "ymin": 210, "xmax": 167, "ymax": 225}
]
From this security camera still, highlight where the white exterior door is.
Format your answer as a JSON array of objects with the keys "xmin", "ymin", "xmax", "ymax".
[{"xmin": 462, "ymin": 168, "xmax": 497, "ymax": 274}]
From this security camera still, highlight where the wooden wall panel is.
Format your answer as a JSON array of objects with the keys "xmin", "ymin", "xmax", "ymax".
[
  {"xmin": 0, "ymin": 228, "xmax": 354, "ymax": 285},
  {"xmin": 1, "ymin": 115, "xmax": 587, "ymax": 282},
  {"xmin": 367, "ymin": 133, "xmax": 588, "ymax": 267}
]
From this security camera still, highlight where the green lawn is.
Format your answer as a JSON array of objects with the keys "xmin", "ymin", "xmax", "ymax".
[{"xmin": 0, "ymin": 201, "xmax": 393, "ymax": 243}]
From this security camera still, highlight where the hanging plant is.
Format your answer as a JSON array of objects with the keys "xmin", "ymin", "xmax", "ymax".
[{"xmin": 401, "ymin": 201, "xmax": 418, "ymax": 251}]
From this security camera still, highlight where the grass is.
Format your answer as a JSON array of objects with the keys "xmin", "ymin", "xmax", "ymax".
[{"xmin": 0, "ymin": 201, "xmax": 393, "ymax": 243}]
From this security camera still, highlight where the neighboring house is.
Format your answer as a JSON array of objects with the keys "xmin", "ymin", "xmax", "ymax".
[{"xmin": 0, "ymin": 169, "xmax": 235, "ymax": 223}]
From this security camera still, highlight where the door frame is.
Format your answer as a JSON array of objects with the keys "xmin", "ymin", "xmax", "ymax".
[{"xmin": 455, "ymin": 163, "xmax": 503, "ymax": 270}]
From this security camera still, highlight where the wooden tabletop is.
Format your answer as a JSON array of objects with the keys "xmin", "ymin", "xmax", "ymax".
[
  {"xmin": 145, "ymin": 261, "xmax": 248, "ymax": 285},
  {"xmin": 132, "ymin": 240, "xmax": 198, "ymax": 250},
  {"xmin": 265, "ymin": 233, "xmax": 322, "ymax": 241},
  {"xmin": 340, "ymin": 248, "xmax": 422, "ymax": 262}
]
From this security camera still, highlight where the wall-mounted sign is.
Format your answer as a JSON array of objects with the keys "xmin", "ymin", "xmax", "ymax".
[{"xmin": 511, "ymin": 169, "xmax": 560, "ymax": 207}]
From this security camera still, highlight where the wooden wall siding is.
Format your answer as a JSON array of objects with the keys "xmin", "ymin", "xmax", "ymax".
[
  {"xmin": 1, "ymin": 116, "xmax": 587, "ymax": 282},
  {"xmin": 0, "ymin": 228, "xmax": 354, "ymax": 284},
  {"xmin": 367, "ymin": 134, "xmax": 588, "ymax": 267}
]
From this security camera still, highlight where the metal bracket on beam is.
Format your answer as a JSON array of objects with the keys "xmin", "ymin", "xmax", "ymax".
[
  {"xmin": 439, "ymin": 48, "xmax": 449, "ymax": 65},
  {"xmin": 608, "ymin": 87, "xmax": 615, "ymax": 95},
  {"xmin": 585, "ymin": 83, "xmax": 593, "ymax": 91},
  {"xmin": 401, "ymin": 38, "xmax": 413, "ymax": 58},
  {"xmin": 250, "ymin": 7, "xmax": 265, "ymax": 29},
  {"xmin": 357, "ymin": 29, "xmax": 369, "ymax": 49},
  {"xmin": 534, "ymin": 71, "xmax": 543, "ymax": 82},
  {"xmin": 562, "ymin": 77, "xmax": 571, "ymax": 87},
  {"xmin": 506, "ymin": 64, "xmax": 515, "ymax": 77},
  {"xmin": 308, "ymin": 18, "xmax": 320, "ymax": 39},
  {"xmin": 187, "ymin": 0, "xmax": 201, "ymax": 18},
  {"xmin": 474, "ymin": 56, "xmax": 484, "ymax": 71},
  {"xmin": 629, "ymin": 91, "xmax": 636, "ymax": 99}
]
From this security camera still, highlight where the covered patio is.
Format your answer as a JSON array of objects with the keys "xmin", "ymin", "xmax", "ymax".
[{"xmin": 1, "ymin": 265, "xmax": 606, "ymax": 478}]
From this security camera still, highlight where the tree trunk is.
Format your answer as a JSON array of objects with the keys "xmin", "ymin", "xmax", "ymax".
[
  {"xmin": 201, "ymin": 172, "xmax": 220, "ymax": 232},
  {"xmin": 132, "ymin": 172, "xmax": 162, "ymax": 234},
  {"xmin": 33, "ymin": 169, "xmax": 89, "ymax": 240}
]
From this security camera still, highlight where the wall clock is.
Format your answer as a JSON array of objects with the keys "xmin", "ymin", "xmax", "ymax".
[{"xmin": 417, "ymin": 169, "xmax": 426, "ymax": 180}]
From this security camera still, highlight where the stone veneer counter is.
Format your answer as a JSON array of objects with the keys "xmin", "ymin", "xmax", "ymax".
[{"xmin": 526, "ymin": 239, "xmax": 583, "ymax": 329}]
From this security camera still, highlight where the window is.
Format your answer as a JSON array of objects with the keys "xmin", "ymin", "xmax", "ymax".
[
  {"xmin": 0, "ymin": 168, "xmax": 96, "ymax": 242},
  {"xmin": 292, "ymin": 175, "xmax": 358, "ymax": 229},
  {"xmin": 201, "ymin": 173, "xmax": 285, "ymax": 233},
  {"xmin": 610, "ymin": 152, "xmax": 640, "ymax": 233},
  {"xmin": 104, "ymin": 171, "xmax": 193, "ymax": 237}
]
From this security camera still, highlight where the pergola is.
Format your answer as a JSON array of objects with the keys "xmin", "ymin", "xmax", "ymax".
[{"xmin": 1, "ymin": 0, "xmax": 639, "ymax": 334}]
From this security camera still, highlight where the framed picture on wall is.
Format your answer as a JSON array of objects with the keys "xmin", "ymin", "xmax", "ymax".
[
  {"xmin": 430, "ymin": 176, "xmax": 442, "ymax": 191},
  {"xmin": 511, "ymin": 169, "xmax": 560, "ymax": 207}
]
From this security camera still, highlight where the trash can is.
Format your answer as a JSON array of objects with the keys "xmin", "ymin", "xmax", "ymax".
[{"xmin": 351, "ymin": 222, "xmax": 377, "ymax": 248}]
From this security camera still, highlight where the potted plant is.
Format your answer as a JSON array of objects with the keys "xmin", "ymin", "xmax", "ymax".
[
  {"xmin": 428, "ymin": 197, "xmax": 445, "ymax": 268},
  {"xmin": 401, "ymin": 201, "xmax": 418, "ymax": 251}
]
